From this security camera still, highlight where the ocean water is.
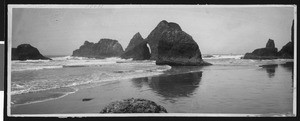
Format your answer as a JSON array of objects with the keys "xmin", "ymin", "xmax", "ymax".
[{"xmin": 10, "ymin": 54, "xmax": 294, "ymax": 115}]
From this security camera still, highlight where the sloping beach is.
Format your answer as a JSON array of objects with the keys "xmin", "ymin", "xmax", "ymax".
[{"xmin": 10, "ymin": 56, "xmax": 294, "ymax": 115}]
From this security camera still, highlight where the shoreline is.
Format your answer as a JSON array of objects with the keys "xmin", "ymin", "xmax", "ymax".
[{"xmin": 9, "ymin": 59, "xmax": 294, "ymax": 115}]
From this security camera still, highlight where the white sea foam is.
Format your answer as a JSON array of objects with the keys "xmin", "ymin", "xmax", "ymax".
[
  {"xmin": 11, "ymin": 56, "xmax": 135, "ymax": 71},
  {"xmin": 203, "ymin": 54, "xmax": 244, "ymax": 59},
  {"xmin": 12, "ymin": 59, "xmax": 51, "ymax": 64},
  {"xmin": 11, "ymin": 61, "xmax": 172, "ymax": 96},
  {"xmin": 50, "ymin": 56, "xmax": 94, "ymax": 61},
  {"xmin": 12, "ymin": 65, "xmax": 63, "ymax": 72}
]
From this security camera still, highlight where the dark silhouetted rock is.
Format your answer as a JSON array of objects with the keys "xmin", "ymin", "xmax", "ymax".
[
  {"xmin": 145, "ymin": 20, "xmax": 182, "ymax": 60},
  {"xmin": 278, "ymin": 20, "xmax": 294, "ymax": 59},
  {"xmin": 291, "ymin": 20, "xmax": 294, "ymax": 43},
  {"xmin": 278, "ymin": 42, "xmax": 293, "ymax": 59},
  {"xmin": 121, "ymin": 33, "xmax": 151, "ymax": 60},
  {"xmin": 153, "ymin": 21, "xmax": 211, "ymax": 66},
  {"xmin": 266, "ymin": 39, "xmax": 275, "ymax": 48},
  {"xmin": 245, "ymin": 20, "xmax": 294, "ymax": 59},
  {"xmin": 100, "ymin": 98, "xmax": 167, "ymax": 113},
  {"xmin": 12, "ymin": 44, "xmax": 51, "ymax": 60},
  {"xmin": 124, "ymin": 32, "xmax": 144, "ymax": 51},
  {"xmin": 72, "ymin": 39, "xmax": 124, "ymax": 59},
  {"xmin": 82, "ymin": 98, "xmax": 93, "ymax": 102},
  {"xmin": 243, "ymin": 39, "xmax": 278, "ymax": 59}
]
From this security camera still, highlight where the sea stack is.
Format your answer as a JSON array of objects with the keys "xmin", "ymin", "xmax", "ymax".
[
  {"xmin": 12, "ymin": 44, "xmax": 51, "ymax": 60},
  {"xmin": 72, "ymin": 39, "xmax": 124, "ymax": 59},
  {"xmin": 148, "ymin": 20, "xmax": 211, "ymax": 66},
  {"xmin": 121, "ymin": 33, "xmax": 151, "ymax": 60},
  {"xmin": 278, "ymin": 20, "xmax": 294, "ymax": 59},
  {"xmin": 243, "ymin": 39, "xmax": 278, "ymax": 59},
  {"xmin": 146, "ymin": 20, "xmax": 183, "ymax": 60}
]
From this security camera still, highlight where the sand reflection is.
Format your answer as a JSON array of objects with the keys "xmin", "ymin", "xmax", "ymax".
[
  {"xmin": 131, "ymin": 69, "xmax": 203, "ymax": 102},
  {"xmin": 259, "ymin": 64, "xmax": 278, "ymax": 78}
]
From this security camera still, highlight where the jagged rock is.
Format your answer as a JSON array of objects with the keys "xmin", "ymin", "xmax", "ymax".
[
  {"xmin": 145, "ymin": 20, "xmax": 182, "ymax": 60},
  {"xmin": 278, "ymin": 42, "xmax": 293, "ymax": 59},
  {"xmin": 153, "ymin": 20, "xmax": 211, "ymax": 66},
  {"xmin": 124, "ymin": 32, "xmax": 144, "ymax": 51},
  {"xmin": 245, "ymin": 20, "xmax": 294, "ymax": 59},
  {"xmin": 243, "ymin": 39, "xmax": 278, "ymax": 59},
  {"xmin": 121, "ymin": 33, "xmax": 151, "ymax": 60},
  {"xmin": 266, "ymin": 39, "xmax": 276, "ymax": 48},
  {"xmin": 12, "ymin": 44, "xmax": 51, "ymax": 60},
  {"xmin": 278, "ymin": 20, "xmax": 294, "ymax": 59},
  {"xmin": 72, "ymin": 39, "xmax": 124, "ymax": 59},
  {"xmin": 100, "ymin": 98, "xmax": 167, "ymax": 113}
]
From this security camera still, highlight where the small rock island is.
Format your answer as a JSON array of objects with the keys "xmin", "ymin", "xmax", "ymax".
[
  {"xmin": 243, "ymin": 20, "xmax": 294, "ymax": 59},
  {"xmin": 72, "ymin": 39, "xmax": 124, "ymax": 59},
  {"xmin": 243, "ymin": 39, "xmax": 278, "ymax": 59},
  {"xmin": 12, "ymin": 44, "xmax": 51, "ymax": 60}
]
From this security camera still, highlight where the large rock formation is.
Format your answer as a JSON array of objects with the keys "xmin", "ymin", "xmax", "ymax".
[
  {"xmin": 72, "ymin": 39, "xmax": 124, "ymax": 59},
  {"xmin": 12, "ymin": 44, "xmax": 51, "ymax": 60},
  {"xmin": 278, "ymin": 20, "xmax": 294, "ymax": 59},
  {"xmin": 121, "ymin": 33, "xmax": 151, "ymax": 60},
  {"xmin": 243, "ymin": 39, "xmax": 279, "ymax": 59},
  {"xmin": 145, "ymin": 20, "xmax": 182, "ymax": 60},
  {"xmin": 150, "ymin": 20, "xmax": 211, "ymax": 66},
  {"xmin": 100, "ymin": 98, "xmax": 167, "ymax": 113}
]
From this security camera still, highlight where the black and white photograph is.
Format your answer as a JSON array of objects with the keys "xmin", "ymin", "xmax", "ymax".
[{"xmin": 7, "ymin": 5, "xmax": 296, "ymax": 117}]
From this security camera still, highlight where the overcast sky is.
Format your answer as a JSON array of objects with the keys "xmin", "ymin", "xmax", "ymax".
[{"xmin": 10, "ymin": 5, "xmax": 295, "ymax": 55}]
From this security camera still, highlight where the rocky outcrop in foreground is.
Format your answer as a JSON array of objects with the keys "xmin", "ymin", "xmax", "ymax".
[
  {"xmin": 121, "ymin": 33, "xmax": 151, "ymax": 60},
  {"xmin": 72, "ymin": 39, "xmax": 124, "ymax": 59},
  {"xmin": 243, "ymin": 39, "xmax": 278, "ymax": 59},
  {"xmin": 100, "ymin": 98, "xmax": 167, "ymax": 113},
  {"xmin": 152, "ymin": 20, "xmax": 211, "ymax": 66},
  {"xmin": 12, "ymin": 44, "xmax": 51, "ymax": 60}
]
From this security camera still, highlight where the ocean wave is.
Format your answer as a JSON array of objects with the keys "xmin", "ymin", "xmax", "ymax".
[
  {"xmin": 11, "ymin": 87, "xmax": 78, "ymax": 106},
  {"xmin": 203, "ymin": 54, "xmax": 244, "ymax": 59},
  {"xmin": 11, "ymin": 56, "xmax": 135, "ymax": 71},
  {"xmin": 11, "ymin": 65, "xmax": 63, "ymax": 72},
  {"xmin": 50, "ymin": 56, "xmax": 95, "ymax": 61},
  {"xmin": 12, "ymin": 59, "xmax": 51, "ymax": 63},
  {"xmin": 11, "ymin": 76, "xmax": 95, "ymax": 95},
  {"xmin": 11, "ymin": 64, "xmax": 172, "ymax": 96}
]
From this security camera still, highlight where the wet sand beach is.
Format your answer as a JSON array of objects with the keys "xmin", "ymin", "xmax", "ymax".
[{"xmin": 10, "ymin": 61, "xmax": 294, "ymax": 115}]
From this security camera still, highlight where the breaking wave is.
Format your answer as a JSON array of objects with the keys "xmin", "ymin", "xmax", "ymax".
[
  {"xmin": 202, "ymin": 54, "xmax": 244, "ymax": 59},
  {"xmin": 11, "ymin": 60, "xmax": 171, "ymax": 96},
  {"xmin": 11, "ymin": 56, "xmax": 133, "ymax": 72}
]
